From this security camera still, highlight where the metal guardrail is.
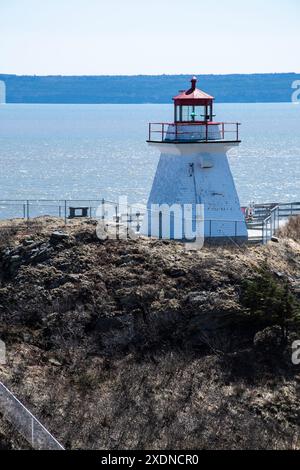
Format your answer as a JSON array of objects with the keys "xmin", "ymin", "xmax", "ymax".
[
  {"xmin": 0, "ymin": 199, "xmax": 124, "ymax": 223},
  {"xmin": 251, "ymin": 202, "xmax": 300, "ymax": 219},
  {"xmin": 261, "ymin": 205, "xmax": 280, "ymax": 244},
  {"xmin": 246, "ymin": 202, "xmax": 300, "ymax": 244},
  {"xmin": 148, "ymin": 122, "xmax": 241, "ymax": 143},
  {"xmin": 278, "ymin": 202, "xmax": 300, "ymax": 217},
  {"xmin": 0, "ymin": 199, "xmax": 146, "ymax": 237},
  {"xmin": 0, "ymin": 381, "xmax": 64, "ymax": 450},
  {"xmin": 0, "ymin": 199, "xmax": 299, "ymax": 245},
  {"xmin": 0, "ymin": 199, "xmax": 247, "ymax": 241}
]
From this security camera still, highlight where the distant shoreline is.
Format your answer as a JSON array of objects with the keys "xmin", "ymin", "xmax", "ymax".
[
  {"xmin": 0, "ymin": 73, "xmax": 299, "ymax": 104},
  {"xmin": 0, "ymin": 101, "xmax": 296, "ymax": 106}
]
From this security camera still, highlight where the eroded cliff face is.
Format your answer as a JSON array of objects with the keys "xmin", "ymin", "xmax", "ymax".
[{"xmin": 0, "ymin": 218, "xmax": 299, "ymax": 450}]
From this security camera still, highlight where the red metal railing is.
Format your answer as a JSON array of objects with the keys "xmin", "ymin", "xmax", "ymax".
[{"xmin": 148, "ymin": 122, "xmax": 241, "ymax": 143}]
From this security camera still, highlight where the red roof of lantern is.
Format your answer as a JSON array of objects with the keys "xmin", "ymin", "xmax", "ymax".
[{"xmin": 173, "ymin": 77, "xmax": 214, "ymax": 106}]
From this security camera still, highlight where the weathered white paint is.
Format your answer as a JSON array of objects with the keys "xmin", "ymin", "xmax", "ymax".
[
  {"xmin": 165, "ymin": 123, "xmax": 222, "ymax": 141},
  {"xmin": 142, "ymin": 137, "xmax": 247, "ymax": 241}
]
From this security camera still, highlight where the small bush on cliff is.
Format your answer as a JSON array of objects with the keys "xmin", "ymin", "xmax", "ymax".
[
  {"xmin": 279, "ymin": 216, "xmax": 300, "ymax": 241},
  {"xmin": 0, "ymin": 226, "xmax": 18, "ymax": 249},
  {"xmin": 240, "ymin": 268, "xmax": 300, "ymax": 341}
]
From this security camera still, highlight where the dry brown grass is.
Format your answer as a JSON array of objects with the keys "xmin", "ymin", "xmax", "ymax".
[
  {"xmin": 0, "ymin": 225, "xmax": 19, "ymax": 249},
  {"xmin": 279, "ymin": 216, "xmax": 300, "ymax": 241},
  {"xmin": 0, "ymin": 217, "xmax": 66, "ymax": 246},
  {"xmin": 1, "ymin": 218, "xmax": 300, "ymax": 449}
]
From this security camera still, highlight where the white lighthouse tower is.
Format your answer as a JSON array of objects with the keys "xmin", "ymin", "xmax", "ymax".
[{"xmin": 143, "ymin": 77, "xmax": 248, "ymax": 243}]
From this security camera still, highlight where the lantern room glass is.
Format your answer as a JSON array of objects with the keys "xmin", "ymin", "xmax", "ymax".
[{"xmin": 175, "ymin": 105, "xmax": 213, "ymax": 123}]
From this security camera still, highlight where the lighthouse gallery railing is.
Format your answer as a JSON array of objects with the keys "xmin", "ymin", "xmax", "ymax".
[{"xmin": 148, "ymin": 122, "xmax": 241, "ymax": 143}]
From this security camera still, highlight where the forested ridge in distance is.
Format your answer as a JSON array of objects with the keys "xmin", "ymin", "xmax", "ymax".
[{"xmin": 0, "ymin": 73, "xmax": 299, "ymax": 104}]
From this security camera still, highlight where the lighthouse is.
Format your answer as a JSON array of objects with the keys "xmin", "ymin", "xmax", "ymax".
[{"xmin": 142, "ymin": 77, "xmax": 248, "ymax": 244}]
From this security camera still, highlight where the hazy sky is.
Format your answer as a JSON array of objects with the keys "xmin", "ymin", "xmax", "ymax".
[{"xmin": 1, "ymin": 0, "xmax": 299, "ymax": 75}]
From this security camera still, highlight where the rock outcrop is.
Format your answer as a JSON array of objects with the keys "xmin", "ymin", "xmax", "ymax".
[{"xmin": 0, "ymin": 217, "xmax": 299, "ymax": 450}]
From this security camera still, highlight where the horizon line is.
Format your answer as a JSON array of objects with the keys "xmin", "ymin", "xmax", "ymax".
[{"xmin": 1, "ymin": 72, "xmax": 299, "ymax": 78}]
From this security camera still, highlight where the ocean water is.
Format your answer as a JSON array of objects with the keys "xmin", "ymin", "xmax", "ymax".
[{"xmin": 0, "ymin": 103, "xmax": 299, "ymax": 206}]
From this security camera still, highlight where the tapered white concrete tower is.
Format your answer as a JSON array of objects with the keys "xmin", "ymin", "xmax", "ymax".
[{"xmin": 143, "ymin": 77, "xmax": 248, "ymax": 243}]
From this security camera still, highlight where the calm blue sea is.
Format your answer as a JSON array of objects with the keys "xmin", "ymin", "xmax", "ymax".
[{"xmin": 0, "ymin": 103, "xmax": 299, "ymax": 206}]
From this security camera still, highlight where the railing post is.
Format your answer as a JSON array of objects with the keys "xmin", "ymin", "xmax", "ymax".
[
  {"xmin": 26, "ymin": 200, "xmax": 29, "ymax": 221},
  {"xmin": 237, "ymin": 123, "xmax": 239, "ymax": 141},
  {"xmin": 270, "ymin": 213, "xmax": 273, "ymax": 239},
  {"xmin": 31, "ymin": 417, "xmax": 34, "ymax": 448},
  {"xmin": 102, "ymin": 198, "xmax": 105, "ymax": 220},
  {"xmin": 222, "ymin": 122, "xmax": 225, "ymax": 140},
  {"xmin": 206, "ymin": 122, "xmax": 208, "ymax": 141},
  {"xmin": 128, "ymin": 206, "xmax": 133, "ymax": 237},
  {"xmin": 162, "ymin": 123, "xmax": 164, "ymax": 142},
  {"xmin": 149, "ymin": 123, "xmax": 151, "ymax": 141},
  {"xmin": 115, "ymin": 204, "xmax": 119, "ymax": 239},
  {"xmin": 64, "ymin": 200, "xmax": 67, "ymax": 225},
  {"xmin": 136, "ymin": 212, "xmax": 141, "ymax": 233}
]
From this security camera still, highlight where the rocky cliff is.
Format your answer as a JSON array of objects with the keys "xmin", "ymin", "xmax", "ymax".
[{"xmin": 0, "ymin": 217, "xmax": 299, "ymax": 450}]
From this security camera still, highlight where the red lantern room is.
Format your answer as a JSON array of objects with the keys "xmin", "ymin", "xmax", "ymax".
[
  {"xmin": 147, "ymin": 76, "xmax": 240, "ymax": 143},
  {"xmin": 173, "ymin": 76, "xmax": 214, "ymax": 123}
]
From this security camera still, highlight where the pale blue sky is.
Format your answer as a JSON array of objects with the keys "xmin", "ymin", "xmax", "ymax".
[{"xmin": 1, "ymin": 0, "xmax": 299, "ymax": 75}]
